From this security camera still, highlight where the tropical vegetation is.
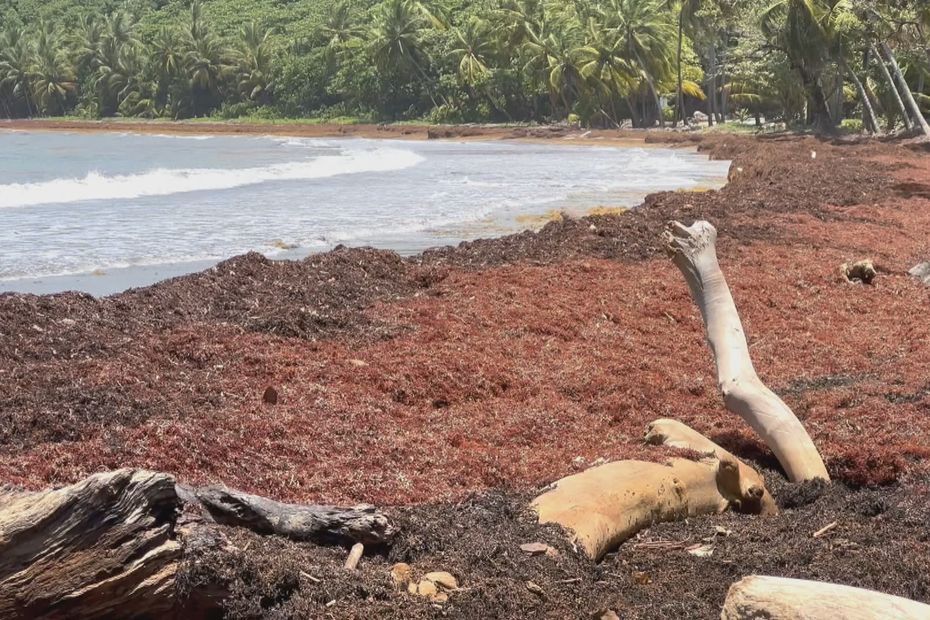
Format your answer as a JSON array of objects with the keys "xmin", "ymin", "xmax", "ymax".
[{"xmin": 2, "ymin": 0, "xmax": 930, "ymax": 133}]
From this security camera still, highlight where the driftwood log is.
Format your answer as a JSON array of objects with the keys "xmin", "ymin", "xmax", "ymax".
[
  {"xmin": 0, "ymin": 469, "xmax": 395, "ymax": 619},
  {"xmin": 664, "ymin": 221, "xmax": 829, "ymax": 482},
  {"xmin": 532, "ymin": 420, "xmax": 774, "ymax": 560},
  {"xmin": 722, "ymin": 575, "xmax": 930, "ymax": 620}
]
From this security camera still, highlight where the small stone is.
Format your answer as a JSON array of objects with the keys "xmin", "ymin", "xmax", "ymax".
[
  {"xmin": 431, "ymin": 592, "xmax": 449, "ymax": 604},
  {"xmin": 596, "ymin": 611, "xmax": 621, "ymax": 620},
  {"xmin": 714, "ymin": 526, "xmax": 732, "ymax": 537},
  {"xmin": 262, "ymin": 386, "xmax": 278, "ymax": 405},
  {"xmin": 687, "ymin": 543, "xmax": 715, "ymax": 557},
  {"xmin": 348, "ymin": 359, "xmax": 369, "ymax": 367},
  {"xmin": 407, "ymin": 582, "xmax": 418, "ymax": 595},
  {"xmin": 520, "ymin": 542, "xmax": 551, "ymax": 556},
  {"xmin": 391, "ymin": 563, "xmax": 411, "ymax": 588},
  {"xmin": 841, "ymin": 259, "xmax": 876, "ymax": 284},
  {"xmin": 417, "ymin": 580, "xmax": 438, "ymax": 597},
  {"xmin": 525, "ymin": 581, "xmax": 545, "ymax": 596},
  {"xmin": 423, "ymin": 571, "xmax": 458, "ymax": 590},
  {"xmin": 909, "ymin": 262, "xmax": 930, "ymax": 286},
  {"xmin": 632, "ymin": 571, "xmax": 652, "ymax": 585}
]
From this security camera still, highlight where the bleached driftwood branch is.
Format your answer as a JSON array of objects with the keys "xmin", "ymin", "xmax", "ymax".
[
  {"xmin": 722, "ymin": 575, "xmax": 930, "ymax": 619},
  {"xmin": 533, "ymin": 420, "xmax": 774, "ymax": 560},
  {"xmin": 0, "ymin": 469, "xmax": 396, "ymax": 619},
  {"xmin": 645, "ymin": 418, "xmax": 776, "ymax": 515},
  {"xmin": 663, "ymin": 221, "xmax": 829, "ymax": 482}
]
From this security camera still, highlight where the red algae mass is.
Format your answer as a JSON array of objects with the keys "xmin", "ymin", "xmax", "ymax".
[{"xmin": 1, "ymin": 134, "xmax": 929, "ymax": 507}]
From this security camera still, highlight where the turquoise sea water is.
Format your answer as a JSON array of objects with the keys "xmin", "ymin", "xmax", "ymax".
[{"xmin": 0, "ymin": 130, "xmax": 729, "ymax": 294}]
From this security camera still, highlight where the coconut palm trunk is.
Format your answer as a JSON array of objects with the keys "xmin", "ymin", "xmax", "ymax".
[
  {"xmin": 676, "ymin": 11, "xmax": 684, "ymax": 126},
  {"xmin": 880, "ymin": 41, "xmax": 930, "ymax": 138},
  {"xmin": 870, "ymin": 43, "xmax": 913, "ymax": 132},
  {"xmin": 706, "ymin": 44, "xmax": 717, "ymax": 126},
  {"xmin": 842, "ymin": 59, "xmax": 879, "ymax": 134}
]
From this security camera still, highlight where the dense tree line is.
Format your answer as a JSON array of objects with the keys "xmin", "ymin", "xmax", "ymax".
[{"xmin": 2, "ymin": 0, "xmax": 930, "ymax": 133}]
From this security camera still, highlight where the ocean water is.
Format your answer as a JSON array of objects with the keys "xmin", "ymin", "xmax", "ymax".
[{"xmin": 0, "ymin": 130, "xmax": 730, "ymax": 294}]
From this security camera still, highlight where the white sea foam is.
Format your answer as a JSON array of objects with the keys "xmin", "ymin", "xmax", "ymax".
[{"xmin": 0, "ymin": 146, "xmax": 424, "ymax": 209}]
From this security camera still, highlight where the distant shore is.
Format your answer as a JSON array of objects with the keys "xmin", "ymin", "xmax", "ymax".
[{"xmin": 0, "ymin": 118, "xmax": 678, "ymax": 148}]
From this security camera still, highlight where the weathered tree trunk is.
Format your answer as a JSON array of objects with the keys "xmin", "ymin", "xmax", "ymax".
[
  {"xmin": 0, "ymin": 470, "xmax": 180, "ymax": 619},
  {"xmin": 0, "ymin": 469, "xmax": 396, "ymax": 619},
  {"xmin": 187, "ymin": 485, "xmax": 393, "ymax": 545},
  {"xmin": 663, "ymin": 221, "xmax": 830, "ymax": 482},
  {"xmin": 871, "ymin": 43, "xmax": 914, "ymax": 132},
  {"xmin": 533, "ymin": 421, "xmax": 774, "ymax": 560},
  {"xmin": 880, "ymin": 41, "xmax": 930, "ymax": 138},
  {"xmin": 722, "ymin": 575, "xmax": 930, "ymax": 619}
]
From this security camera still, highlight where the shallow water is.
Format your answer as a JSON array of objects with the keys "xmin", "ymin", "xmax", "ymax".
[{"xmin": 0, "ymin": 130, "xmax": 729, "ymax": 294}]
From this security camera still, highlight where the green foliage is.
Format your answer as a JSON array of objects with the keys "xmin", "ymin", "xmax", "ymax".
[{"xmin": 0, "ymin": 0, "xmax": 928, "ymax": 131}]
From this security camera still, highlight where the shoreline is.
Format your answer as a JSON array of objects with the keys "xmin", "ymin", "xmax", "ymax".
[
  {"xmin": 0, "ymin": 117, "xmax": 682, "ymax": 148},
  {"xmin": 0, "ymin": 125, "xmax": 727, "ymax": 296}
]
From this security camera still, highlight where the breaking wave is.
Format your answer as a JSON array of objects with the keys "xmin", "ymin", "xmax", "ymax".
[{"xmin": 0, "ymin": 146, "xmax": 424, "ymax": 209}]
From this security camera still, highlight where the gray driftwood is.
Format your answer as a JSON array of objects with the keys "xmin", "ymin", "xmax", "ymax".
[{"xmin": 0, "ymin": 468, "xmax": 395, "ymax": 619}]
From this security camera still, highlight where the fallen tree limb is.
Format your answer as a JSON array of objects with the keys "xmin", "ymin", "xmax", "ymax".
[
  {"xmin": 722, "ymin": 575, "xmax": 930, "ymax": 619},
  {"xmin": 663, "ymin": 221, "xmax": 829, "ymax": 483},
  {"xmin": 645, "ymin": 418, "xmax": 777, "ymax": 515},
  {"xmin": 0, "ymin": 469, "xmax": 395, "ymax": 619},
  {"xmin": 533, "ymin": 421, "xmax": 774, "ymax": 560},
  {"xmin": 186, "ymin": 486, "xmax": 395, "ymax": 545}
]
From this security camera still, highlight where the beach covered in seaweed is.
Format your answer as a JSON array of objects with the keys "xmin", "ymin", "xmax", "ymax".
[{"xmin": 1, "ymin": 128, "xmax": 929, "ymax": 617}]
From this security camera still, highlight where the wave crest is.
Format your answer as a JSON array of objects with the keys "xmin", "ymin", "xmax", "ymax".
[{"xmin": 0, "ymin": 147, "xmax": 423, "ymax": 209}]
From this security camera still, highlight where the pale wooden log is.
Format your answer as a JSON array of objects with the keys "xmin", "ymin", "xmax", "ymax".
[
  {"xmin": 645, "ymin": 418, "xmax": 777, "ymax": 515},
  {"xmin": 663, "ymin": 221, "xmax": 829, "ymax": 482},
  {"xmin": 722, "ymin": 575, "xmax": 930, "ymax": 620},
  {"xmin": 532, "ymin": 458, "xmax": 730, "ymax": 560},
  {"xmin": 0, "ymin": 469, "xmax": 396, "ymax": 619}
]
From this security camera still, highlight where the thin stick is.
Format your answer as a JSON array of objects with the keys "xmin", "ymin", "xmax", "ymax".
[{"xmin": 812, "ymin": 521, "xmax": 838, "ymax": 538}]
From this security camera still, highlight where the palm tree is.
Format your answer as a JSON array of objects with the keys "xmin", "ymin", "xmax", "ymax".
[
  {"xmin": 522, "ymin": 20, "xmax": 584, "ymax": 118},
  {"xmin": 600, "ymin": 0, "xmax": 677, "ymax": 127},
  {"xmin": 368, "ymin": 0, "xmax": 440, "ymax": 107},
  {"xmin": 0, "ymin": 27, "xmax": 36, "ymax": 116},
  {"xmin": 760, "ymin": 0, "xmax": 838, "ymax": 131},
  {"xmin": 575, "ymin": 20, "xmax": 637, "ymax": 126},
  {"xmin": 668, "ymin": 0, "xmax": 703, "ymax": 124},
  {"xmin": 183, "ymin": 0, "xmax": 232, "ymax": 116},
  {"xmin": 151, "ymin": 26, "xmax": 184, "ymax": 111},
  {"xmin": 235, "ymin": 22, "xmax": 274, "ymax": 103},
  {"xmin": 29, "ymin": 27, "xmax": 76, "ymax": 115}
]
